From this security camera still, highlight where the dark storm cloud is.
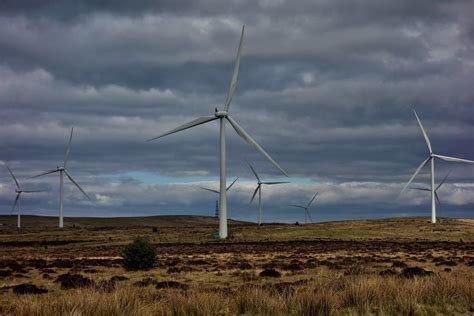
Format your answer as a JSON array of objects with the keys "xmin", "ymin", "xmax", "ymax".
[{"xmin": 0, "ymin": 0, "xmax": 473, "ymax": 221}]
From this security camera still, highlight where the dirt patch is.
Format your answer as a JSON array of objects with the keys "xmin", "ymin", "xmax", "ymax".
[
  {"xmin": 259, "ymin": 269, "xmax": 281, "ymax": 278},
  {"xmin": 55, "ymin": 273, "xmax": 95, "ymax": 289},
  {"xmin": 12, "ymin": 284, "xmax": 48, "ymax": 295},
  {"xmin": 133, "ymin": 277, "xmax": 157, "ymax": 287},
  {"xmin": 401, "ymin": 267, "xmax": 433, "ymax": 278},
  {"xmin": 155, "ymin": 281, "xmax": 189, "ymax": 290}
]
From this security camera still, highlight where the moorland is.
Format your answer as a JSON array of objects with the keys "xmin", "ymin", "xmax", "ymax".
[{"xmin": 0, "ymin": 215, "xmax": 473, "ymax": 315}]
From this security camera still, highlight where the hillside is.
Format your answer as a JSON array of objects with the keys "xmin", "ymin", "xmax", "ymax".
[
  {"xmin": 0, "ymin": 215, "xmax": 472, "ymax": 243},
  {"xmin": 0, "ymin": 214, "xmax": 252, "ymax": 228}
]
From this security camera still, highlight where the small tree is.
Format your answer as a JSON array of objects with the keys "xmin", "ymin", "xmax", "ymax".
[{"xmin": 121, "ymin": 237, "xmax": 157, "ymax": 270}]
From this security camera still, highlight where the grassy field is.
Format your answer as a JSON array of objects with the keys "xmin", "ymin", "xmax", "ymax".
[{"xmin": 0, "ymin": 215, "xmax": 473, "ymax": 315}]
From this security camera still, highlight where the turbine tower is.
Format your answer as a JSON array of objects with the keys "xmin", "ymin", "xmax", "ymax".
[
  {"xmin": 31, "ymin": 127, "xmax": 91, "ymax": 228},
  {"xmin": 5, "ymin": 164, "xmax": 43, "ymax": 228},
  {"xmin": 402, "ymin": 110, "xmax": 474, "ymax": 224},
  {"xmin": 147, "ymin": 26, "xmax": 287, "ymax": 238},
  {"xmin": 410, "ymin": 171, "xmax": 450, "ymax": 207},
  {"xmin": 200, "ymin": 177, "xmax": 239, "ymax": 218},
  {"xmin": 289, "ymin": 192, "xmax": 319, "ymax": 224},
  {"xmin": 247, "ymin": 161, "xmax": 289, "ymax": 225}
]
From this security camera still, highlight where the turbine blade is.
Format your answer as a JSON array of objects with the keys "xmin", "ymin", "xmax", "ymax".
[
  {"xmin": 246, "ymin": 159, "xmax": 261, "ymax": 182},
  {"xmin": 262, "ymin": 181, "xmax": 290, "ymax": 185},
  {"xmin": 199, "ymin": 187, "xmax": 220, "ymax": 194},
  {"xmin": 223, "ymin": 25, "xmax": 245, "ymax": 112},
  {"xmin": 401, "ymin": 157, "xmax": 431, "ymax": 193},
  {"xmin": 64, "ymin": 127, "xmax": 74, "ymax": 168},
  {"xmin": 30, "ymin": 169, "xmax": 59, "ymax": 178},
  {"xmin": 436, "ymin": 170, "xmax": 451, "ymax": 191},
  {"xmin": 5, "ymin": 164, "xmax": 20, "ymax": 190},
  {"xmin": 413, "ymin": 110, "xmax": 432, "ymax": 154},
  {"xmin": 289, "ymin": 205, "xmax": 306, "ymax": 209},
  {"xmin": 226, "ymin": 177, "xmax": 239, "ymax": 191},
  {"xmin": 250, "ymin": 185, "xmax": 260, "ymax": 203},
  {"xmin": 227, "ymin": 116, "xmax": 287, "ymax": 176},
  {"xmin": 11, "ymin": 193, "xmax": 20, "ymax": 215},
  {"xmin": 147, "ymin": 116, "xmax": 218, "ymax": 142},
  {"xmin": 435, "ymin": 192, "xmax": 441, "ymax": 206},
  {"xmin": 307, "ymin": 192, "xmax": 319, "ymax": 208},
  {"xmin": 22, "ymin": 190, "xmax": 45, "ymax": 193},
  {"xmin": 64, "ymin": 170, "xmax": 91, "ymax": 200},
  {"xmin": 410, "ymin": 187, "xmax": 431, "ymax": 191},
  {"xmin": 432, "ymin": 154, "xmax": 474, "ymax": 164}
]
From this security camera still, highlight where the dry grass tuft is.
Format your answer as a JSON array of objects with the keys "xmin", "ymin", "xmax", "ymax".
[{"xmin": 2, "ymin": 273, "xmax": 472, "ymax": 315}]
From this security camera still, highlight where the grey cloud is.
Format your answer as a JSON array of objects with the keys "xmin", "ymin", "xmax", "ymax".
[{"xmin": 1, "ymin": 1, "xmax": 473, "ymax": 220}]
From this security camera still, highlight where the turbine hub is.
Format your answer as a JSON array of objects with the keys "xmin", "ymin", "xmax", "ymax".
[{"xmin": 214, "ymin": 111, "xmax": 228, "ymax": 118}]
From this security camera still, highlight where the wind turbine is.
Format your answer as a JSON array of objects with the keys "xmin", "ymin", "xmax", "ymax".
[
  {"xmin": 200, "ymin": 177, "xmax": 239, "ymax": 218},
  {"xmin": 5, "ymin": 164, "xmax": 43, "ymax": 228},
  {"xmin": 248, "ymin": 161, "xmax": 289, "ymax": 225},
  {"xmin": 410, "ymin": 171, "xmax": 450, "ymax": 207},
  {"xmin": 147, "ymin": 26, "xmax": 287, "ymax": 238},
  {"xmin": 289, "ymin": 192, "xmax": 318, "ymax": 224},
  {"xmin": 401, "ymin": 110, "xmax": 474, "ymax": 223},
  {"xmin": 31, "ymin": 127, "xmax": 91, "ymax": 228}
]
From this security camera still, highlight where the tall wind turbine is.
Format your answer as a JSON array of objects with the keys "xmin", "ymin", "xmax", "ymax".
[
  {"xmin": 410, "ymin": 171, "xmax": 450, "ymax": 207},
  {"xmin": 5, "ymin": 164, "xmax": 43, "ymax": 228},
  {"xmin": 31, "ymin": 127, "xmax": 91, "ymax": 228},
  {"xmin": 200, "ymin": 177, "xmax": 239, "ymax": 218},
  {"xmin": 289, "ymin": 192, "xmax": 318, "ymax": 224},
  {"xmin": 248, "ymin": 161, "xmax": 289, "ymax": 225},
  {"xmin": 147, "ymin": 26, "xmax": 287, "ymax": 238},
  {"xmin": 401, "ymin": 110, "xmax": 474, "ymax": 224}
]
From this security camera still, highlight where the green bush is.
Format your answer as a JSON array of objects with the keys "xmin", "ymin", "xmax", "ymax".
[{"xmin": 121, "ymin": 237, "xmax": 157, "ymax": 270}]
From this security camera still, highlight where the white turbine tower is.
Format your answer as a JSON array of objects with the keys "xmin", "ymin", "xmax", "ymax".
[
  {"xmin": 402, "ymin": 110, "xmax": 474, "ymax": 224},
  {"xmin": 31, "ymin": 127, "xmax": 91, "ymax": 228},
  {"xmin": 5, "ymin": 164, "xmax": 43, "ymax": 228},
  {"xmin": 289, "ymin": 192, "xmax": 319, "ymax": 224},
  {"xmin": 200, "ymin": 177, "xmax": 239, "ymax": 218},
  {"xmin": 247, "ymin": 161, "xmax": 289, "ymax": 225},
  {"xmin": 410, "ymin": 171, "xmax": 450, "ymax": 209},
  {"xmin": 147, "ymin": 26, "xmax": 287, "ymax": 238}
]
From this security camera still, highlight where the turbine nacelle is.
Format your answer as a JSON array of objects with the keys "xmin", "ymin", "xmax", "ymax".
[{"xmin": 214, "ymin": 110, "xmax": 228, "ymax": 118}]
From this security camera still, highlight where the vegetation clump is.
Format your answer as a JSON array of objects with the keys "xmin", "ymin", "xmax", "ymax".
[{"xmin": 121, "ymin": 237, "xmax": 157, "ymax": 270}]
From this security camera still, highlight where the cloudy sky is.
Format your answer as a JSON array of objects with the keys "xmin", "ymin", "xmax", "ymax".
[{"xmin": 1, "ymin": 0, "xmax": 473, "ymax": 223}]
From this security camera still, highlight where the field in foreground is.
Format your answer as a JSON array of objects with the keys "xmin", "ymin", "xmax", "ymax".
[{"xmin": 0, "ymin": 216, "xmax": 473, "ymax": 315}]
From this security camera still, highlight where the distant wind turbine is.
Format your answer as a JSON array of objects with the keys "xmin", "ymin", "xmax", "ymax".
[
  {"xmin": 200, "ymin": 177, "xmax": 239, "ymax": 218},
  {"xmin": 5, "ymin": 164, "xmax": 43, "ymax": 228},
  {"xmin": 31, "ymin": 127, "xmax": 91, "ymax": 228},
  {"xmin": 147, "ymin": 26, "xmax": 287, "ymax": 238},
  {"xmin": 410, "ymin": 171, "xmax": 450, "ymax": 206},
  {"xmin": 248, "ymin": 161, "xmax": 289, "ymax": 225},
  {"xmin": 289, "ymin": 192, "xmax": 319, "ymax": 224},
  {"xmin": 401, "ymin": 110, "xmax": 474, "ymax": 223}
]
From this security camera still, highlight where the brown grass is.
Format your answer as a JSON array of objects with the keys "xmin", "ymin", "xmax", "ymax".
[
  {"xmin": 3, "ymin": 273, "xmax": 472, "ymax": 315},
  {"xmin": 1, "ymin": 216, "xmax": 472, "ymax": 315}
]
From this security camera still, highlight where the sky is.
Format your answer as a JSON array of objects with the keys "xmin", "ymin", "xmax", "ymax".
[{"xmin": 0, "ymin": 0, "xmax": 473, "ymax": 223}]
